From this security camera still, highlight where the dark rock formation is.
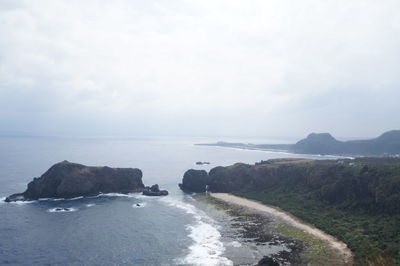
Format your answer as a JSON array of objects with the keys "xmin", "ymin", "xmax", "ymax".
[
  {"xmin": 142, "ymin": 184, "xmax": 168, "ymax": 196},
  {"xmin": 208, "ymin": 163, "xmax": 257, "ymax": 192},
  {"xmin": 195, "ymin": 161, "xmax": 210, "ymax": 165},
  {"xmin": 179, "ymin": 169, "xmax": 209, "ymax": 192},
  {"xmin": 5, "ymin": 160, "xmax": 144, "ymax": 202},
  {"xmin": 256, "ymin": 256, "xmax": 280, "ymax": 266},
  {"xmin": 55, "ymin": 208, "xmax": 70, "ymax": 212},
  {"xmin": 179, "ymin": 157, "xmax": 400, "ymax": 215}
]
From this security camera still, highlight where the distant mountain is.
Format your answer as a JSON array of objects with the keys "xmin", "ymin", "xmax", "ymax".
[
  {"xmin": 292, "ymin": 133, "xmax": 343, "ymax": 154},
  {"xmin": 343, "ymin": 130, "xmax": 400, "ymax": 155},
  {"xmin": 198, "ymin": 130, "xmax": 400, "ymax": 156},
  {"xmin": 294, "ymin": 130, "xmax": 400, "ymax": 156}
]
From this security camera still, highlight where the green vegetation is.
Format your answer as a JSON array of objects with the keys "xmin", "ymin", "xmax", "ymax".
[
  {"xmin": 183, "ymin": 157, "xmax": 400, "ymax": 264},
  {"xmin": 235, "ymin": 190, "xmax": 400, "ymax": 265},
  {"xmin": 207, "ymin": 157, "xmax": 400, "ymax": 264},
  {"xmin": 276, "ymin": 224, "xmax": 343, "ymax": 265}
]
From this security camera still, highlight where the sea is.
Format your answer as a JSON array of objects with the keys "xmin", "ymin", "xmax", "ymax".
[{"xmin": 0, "ymin": 136, "xmax": 341, "ymax": 266}]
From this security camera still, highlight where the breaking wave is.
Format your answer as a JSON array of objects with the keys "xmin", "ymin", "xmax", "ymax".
[
  {"xmin": 48, "ymin": 207, "xmax": 78, "ymax": 212},
  {"xmin": 160, "ymin": 197, "xmax": 232, "ymax": 266}
]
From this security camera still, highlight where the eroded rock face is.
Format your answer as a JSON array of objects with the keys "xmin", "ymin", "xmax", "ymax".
[
  {"xmin": 142, "ymin": 184, "xmax": 168, "ymax": 196},
  {"xmin": 5, "ymin": 161, "xmax": 144, "ymax": 202},
  {"xmin": 256, "ymin": 256, "xmax": 280, "ymax": 266},
  {"xmin": 179, "ymin": 169, "xmax": 209, "ymax": 192},
  {"xmin": 179, "ymin": 164, "xmax": 257, "ymax": 193},
  {"xmin": 208, "ymin": 163, "xmax": 256, "ymax": 192}
]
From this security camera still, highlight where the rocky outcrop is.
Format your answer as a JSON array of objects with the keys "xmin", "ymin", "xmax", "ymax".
[
  {"xmin": 179, "ymin": 169, "xmax": 209, "ymax": 192},
  {"xmin": 180, "ymin": 163, "xmax": 269, "ymax": 193},
  {"xmin": 208, "ymin": 163, "xmax": 257, "ymax": 192},
  {"xmin": 256, "ymin": 256, "xmax": 280, "ymax": 266},
  {"xmin": 179, "ymin": 158, "xmax": 400, "ymax": 215},
  {"xmin": 5, "ymin": 161, "xmax": 145, "ymax": 202},
  {"xmin": 142, "ymin": 184, "xmax": 168, "ymax": 196}
]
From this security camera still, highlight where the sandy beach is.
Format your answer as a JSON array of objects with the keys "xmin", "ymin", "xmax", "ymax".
[{"xmin": 210, "ymin": 193, "xmax": 353, "ymax": 264}]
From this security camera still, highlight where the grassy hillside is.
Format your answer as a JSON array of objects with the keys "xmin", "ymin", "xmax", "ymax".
[
  {"xmin": 235, "ymin": 191, "xmax": 399, "ymax": 265},
  {"xmin": 208, "ymin": 158, "xmax": 400, "ymax": 264}
]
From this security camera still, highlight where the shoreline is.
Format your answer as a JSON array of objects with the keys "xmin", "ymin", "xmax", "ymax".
[
  {"xmin": 210, "ymin": 193, "xmax": 353, "ymax": 264},
  {"xmin": 197, "ymin": 143, "xmax": 355, "ymax": 158}
]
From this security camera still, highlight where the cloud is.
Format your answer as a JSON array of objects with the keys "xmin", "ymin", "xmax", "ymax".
[{"xmin": 0, "ymin": 0, "xmax": 399, "ymax": 137}]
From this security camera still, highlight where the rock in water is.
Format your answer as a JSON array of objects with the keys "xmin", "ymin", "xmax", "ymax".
[
  {"xmin": 179, "ymin": 169, "xmax": 209, "ymax": 192},
  {"xmin": 195, "ymin": 161, "xmax": 210, "ymax": 165},
  {"xmin": 5, "ymin": 160, "xmax": 144, "ymax": 202},
  {"xmin": 142, "ymin": 184, "xmax": 168, "ymax": 196},
  {"xmin": 150, "ymin": 184, "xmax": 160, "ymax": 192}
]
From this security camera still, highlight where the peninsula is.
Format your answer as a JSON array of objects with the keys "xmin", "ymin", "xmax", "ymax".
[{"xmin": 198, "ymin": 130, "xmax": 400, "ymax": 156}]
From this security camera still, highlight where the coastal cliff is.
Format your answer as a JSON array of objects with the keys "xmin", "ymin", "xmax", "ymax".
[
  {"xmin": 180, "ymin": 158, "xmax": 400, "ymax": 263},
  {"xmin": 179, "ymin": 169, "xmax": 209, "ymax": 192},
  {"xmin": 6, "ymin": 161, "xmax": 145, "ymax": 202},
  {"xmin": 181, "ymin": 158, "xmax": 400, "ymax": 214}
]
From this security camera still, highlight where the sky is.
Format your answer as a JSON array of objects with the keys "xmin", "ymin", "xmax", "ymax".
[{"xmin": 0, "ymin": 0, "xmax": 399, "ymax": 139}]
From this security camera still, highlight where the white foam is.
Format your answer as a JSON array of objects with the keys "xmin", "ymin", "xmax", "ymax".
[
  {"xmin": 161, "ymin": 197, "xmax": 198, "ymax": 216},
  {"xmin": 227, "ymin": 241, "xmax": 242, "ymax": 248},
  {"xmin": 86, "ymin": 204, "xmax": 95, "ymax": 207},
  {"xmin": 96, "ymin": 192, "xmax": 160, "ymax": 202},
  {"xmin": 33, "ymin": 193, "xmax": 144, "ymax": 201},
  {"xmin": 69, "ymin": 196, "xmax": 84, "ymax": 200},
  {"xmin": 184, "ymin": 221, "xmax": 233, "ymax": 266},
  {"xmin": 8, "ymin": 200, "xmax": 36, "ymax": 205},
  {"xmin": 96, "ymin": 192, "xmax": 141, "ymax": 198},
  {"xmin": 3, "ymin": 192, "xmax": 144, "ymax": 205},
  {"xmin": 48, "ymin": 207, "xmax": 78, "ymax": 213},
  {"xmin": 37, "ymin": 193, "xmax": 138, "ymax": 201},
  {"xmin": 97, "ymin": 192, "xmax": 129, "ymax": 197},
  {"xmin": 160, "ymin": 197, "xmax": 233, "ymax": 266},
  {"xmin": 131, "ymin": 194, "xmax": 160, "ymax": 200},
  {"xmin": 38, "ymin": 196, "xmax": 83, "ymax": 201},
  {"xmin": 38, "ymin": 198, "xmax": 54, "ymax": 201}
]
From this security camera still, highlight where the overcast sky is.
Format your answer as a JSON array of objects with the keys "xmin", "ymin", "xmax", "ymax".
[{"xmin": 1, "ymin": 0, "xmax": 399, "ymax": 139}]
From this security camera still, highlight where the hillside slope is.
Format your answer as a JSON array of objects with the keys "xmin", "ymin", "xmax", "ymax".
[{"xmin": 180, "ymin": 158, "xmax": 400, "ymax": 264}]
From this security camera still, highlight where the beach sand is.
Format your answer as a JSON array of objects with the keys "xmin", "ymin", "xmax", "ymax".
[{"xmin": 210, "ymin": 193, "xmax": 353, "ymax": 264}]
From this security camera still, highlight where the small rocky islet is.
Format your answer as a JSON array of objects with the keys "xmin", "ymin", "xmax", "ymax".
[
  {"xmin": 5, "ymin": 160, "xmax": 168, "ymax": 202},
  {"xmin": 142, "ymin": 184, "xmax": 168, "ymax": 196}
]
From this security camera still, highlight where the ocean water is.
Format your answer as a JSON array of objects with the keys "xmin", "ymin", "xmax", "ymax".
[{"xmin": 0, "ymin": 136, "xmax": 339, "ymax": 265}]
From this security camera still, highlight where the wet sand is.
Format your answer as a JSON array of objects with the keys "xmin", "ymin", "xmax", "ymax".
[{"xmin": 210, "ymin": 193, "xmax": 353, "ymax": 264}]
